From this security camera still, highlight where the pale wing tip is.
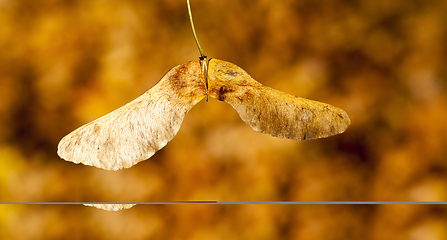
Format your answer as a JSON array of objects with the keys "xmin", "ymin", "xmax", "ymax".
[
  {"xmin": 337, "ymin": 108, "xmax": 351, "ymax": 134},
  {"xmin": 312, "ymin": 107, "xmax": 351, "ymax": 140},
  {"xmin": 57, "ymin": 137, "xmax": 71, "ymax": 163},
  {"xmin": 276, "ymin": 106, "xmax": 351, "ymax": 141},
  {"xmin": 57, "ymin": 136, "xmax": 141, "ymax": 171}
]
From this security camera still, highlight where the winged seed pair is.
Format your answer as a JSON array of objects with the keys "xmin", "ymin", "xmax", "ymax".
[{"xmin": 57, "ymin": 0, "xmax": 351, "ymax": 171}]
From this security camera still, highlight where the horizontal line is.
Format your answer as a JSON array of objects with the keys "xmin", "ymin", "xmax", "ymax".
[{"xmin": 2, "ymin": 201, "xmax": 447, "ymax": 205}]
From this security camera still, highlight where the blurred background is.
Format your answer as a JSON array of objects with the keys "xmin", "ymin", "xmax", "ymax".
[{"xmin": 1, "ymin": 0, "xmax": 447, "ymax": 239}]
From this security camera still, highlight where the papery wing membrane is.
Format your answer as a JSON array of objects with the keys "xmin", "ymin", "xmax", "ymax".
[
  {"xmin": 58, "ymin": 61, "xmax": 206, "ymax": 170},
  {"xmin": 208, "ymin": 59, "xmax": 350, "ymax": 141}
]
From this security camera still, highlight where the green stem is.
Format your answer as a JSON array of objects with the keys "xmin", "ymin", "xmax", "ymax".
[{"xmin": 187, "ymin": 0, "xmax": 205, "ymax": 58}]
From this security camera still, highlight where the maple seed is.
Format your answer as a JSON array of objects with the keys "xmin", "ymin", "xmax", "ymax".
[
  {"xmin": 208, "ymin": 59, "xmax": 351, "ymax": 142},
  {"xmin": 57, "ymin": 59, "xmax": 350, "ymax": 171},
  {"xmin": 57, "ymin": 0, "xmax": 350, "ymax": 171}
]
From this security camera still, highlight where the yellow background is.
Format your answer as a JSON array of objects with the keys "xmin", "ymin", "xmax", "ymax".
[{"xmin": 1, "ymin": 0, "xmax": 447, "ymax": 239}]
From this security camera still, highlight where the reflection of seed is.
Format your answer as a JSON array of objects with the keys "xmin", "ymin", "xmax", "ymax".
[
  {"xmin": 58, "ymin": 59, "xmax": 350, "ymax": 171},
  {"xmin": 84, "ymin": 204, "xmax": 136, "ymax": 211}
]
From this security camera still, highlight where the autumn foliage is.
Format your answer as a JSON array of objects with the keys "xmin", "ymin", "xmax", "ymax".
[{"xmin": 1, "ymin": 0, "xmax": 446, "ymax": 239}]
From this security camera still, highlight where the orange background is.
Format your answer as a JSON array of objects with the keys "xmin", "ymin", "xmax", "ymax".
[{"xmin": 1, "ymin": 0, "xmax": 447, "ymax": 239}]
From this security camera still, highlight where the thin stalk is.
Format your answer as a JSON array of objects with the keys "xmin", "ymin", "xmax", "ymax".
[
  {"xmin": 187, "ymin": 0, "xmax": 205, "ymax": 58},
  {"xmin": 187, "ymin": 0, "xmax": 209, "ymax": 101}
]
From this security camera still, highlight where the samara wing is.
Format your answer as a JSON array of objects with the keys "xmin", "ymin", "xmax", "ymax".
[
  {"xmin": 208, "ymin": 59, "xmax": 350, "ymax": 141},
  {"xmin": 58, "ymin": 61, "xmax": 207, "ymax": 170}
]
